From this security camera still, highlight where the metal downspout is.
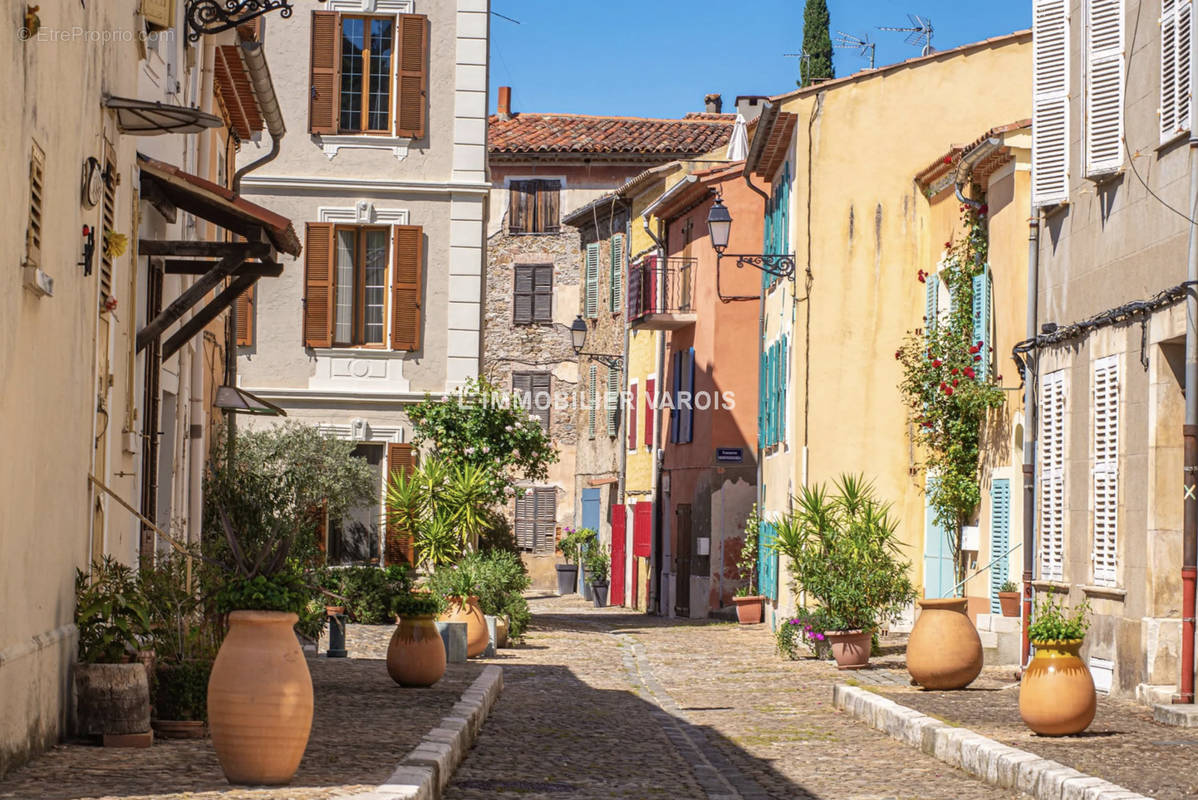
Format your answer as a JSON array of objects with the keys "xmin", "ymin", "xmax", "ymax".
[
  {"xmin": 643, "ymin": 214, "xmax": 667, "ymax": 614},
  {"xmin": 1179, "ymin": 135, "xmax": 1198, "ymax": 704},
  {"xmin": 1022, "ymin": 214, "xmax": 1040, "ymax": 671}
]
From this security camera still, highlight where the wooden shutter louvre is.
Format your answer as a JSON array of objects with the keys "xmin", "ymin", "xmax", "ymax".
[
  {"xmin": 989, "ymin": 479, "xmax": 1012, "ymax": 613},
  {"xmin": 513, "ymin": 265, "xmax": 534, "ymax": 324},
  {"xmin": 514, "ymin": 490, "xmax": 534, "ymax": 550},
  {"xmin": 391, "ymin": 224, "xmax": 423, "ymax": 351},
  {"xmin": 1039, "ymin": 369, "xmax": 1067, "ymax": 581},
  {"xmin": 533, "ymin": 373, "xmax": 552, "ymax": 431},
  {"xmin": 610, "ymin": 233, "xmax": 624, "ymax": 310},
  {"xmin": 585, "ymin": 243, "xmax": 599, "ymax": 318},
  {"xmin": 682, "ymin": 347, "xmax": 695, "ymax": 444},
  {"xmin": 1092, "ymin": 356, "xmax": 1119, "ymax": 586},
  {"xmin": 972, "ymin": 272, "xmax": 992, "ymax": 381},
  {"xmin": 538, "ymin": 181, "xmax": 560, "ymax": 233},
  {"xmin": 644, "ymin": 377, "xmax": 655, "ymax": 448},
  {"xmin": 395, "ymin": 14, "xmax": 428, "ymax": 139},
  {"xmin": 385, "ymin": 443, "xmax": 416, "ymax": 565},
  {"xmin": 309, "ymin": 11, "xmax": 340, "ymax": 134},
  {"xmin": 925, "ymin": 273, "xmax": 939, "ymax": 334},
  {"xmin": 606, "ymin": 369, "xmax": 620, "ymax": 437},
  {"xmin": 508, "ymin": 183, "xmax": 530, "ymax": 233},
  {"xmin": 1085, "ymin": 0, "xmax": 1124, "ymax": 174},
  {"xmin": 671, "ymin": 351, "xmax": 682, "ymax": 443},
  {"xmin": 628, "ymin": 382, "xmax": 638, "ymax": 450},
  {"xmin": 588, "ymin": 364, "xmax": 597, "ymax": 439},
  {"xmin": 26, "ymin": 142, "xmax": 44, "ymax": 268},
  {"xmin": 533, "ymin": 265, "xmax": 553, "ymax": 323},
  {"xmin": 304, "ymin": 222, "xmax": 335, "ymax": 347},
  {"xmin": 235, "ymin": 283, "xmax": 254, "ymax": 347},
  {"xmin": 535, "ymin": 488, "xmax": 557, "ymax": 553},
  {"xmin": 1033, "ymin": 0, "xmax": 1070, "ymax": 205}
]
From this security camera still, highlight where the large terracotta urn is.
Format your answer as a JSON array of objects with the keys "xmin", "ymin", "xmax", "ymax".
[
  {"xmin": 438, "ymin": 596, "xmax": 488, "ymax": 658},
  {"xmin": 825, "ymin": 630, "xmax": 872, "ymax": 669},
  {"xmin": 207, "ymin": 611, "xmax": 313, "ymax": 785},
  {"xmin": 907, "ymin": 598, "xmax": 984, "ymax": 690},
  {"xmin": 1019, "ymin": 639, "xmax": 1096, "ymax": 736},
  {"xmin": 387, "ymin": 616, "xmax": 447, "ymax": 687}
]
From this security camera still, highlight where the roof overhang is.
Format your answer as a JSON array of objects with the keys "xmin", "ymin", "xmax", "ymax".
[
  {"xmin": 744, "ymin": 104, "xmax": 797, "ymax": 181},
  {"xmin": 915, "ymin": 120, "xmax": 1031, "ymax": 195}
]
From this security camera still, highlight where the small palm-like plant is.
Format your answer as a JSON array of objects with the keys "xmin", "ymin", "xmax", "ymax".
[
  {"xmin": 387, "ymin": 456, "xmax": 499, "ymax": 570},
  {"xmin": 416, "ymin": 514, "xmax": 461, "ymax": 569}
]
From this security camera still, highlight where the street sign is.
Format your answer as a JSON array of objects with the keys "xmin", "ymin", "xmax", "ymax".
[{"xmin": 715, "ymin": 447, "xmax": 743, "ymax": 463}]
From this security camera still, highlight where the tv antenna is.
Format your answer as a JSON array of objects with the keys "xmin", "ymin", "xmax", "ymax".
[
  {"xmin": 878, "ymin": 14, "xmax": 934, "ymax": 56},
  {"xmin": 783, "ymin": 50, "xmax": 811, "ymax": 83},
  {"xmin": 833, "ymin": 31, "xmax": 876, "ymax": 69}
]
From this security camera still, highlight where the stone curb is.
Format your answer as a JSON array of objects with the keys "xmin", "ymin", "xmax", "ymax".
[
  {"xmin": 832, "ymin": 684, "xmax": 1155, "ymax": 800},
  {"xmin": 350, "ymin": 665, "xmax": 504, "ymax": 800}
]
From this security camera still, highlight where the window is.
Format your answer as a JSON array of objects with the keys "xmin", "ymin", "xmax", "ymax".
[
  {"xmin": 671, "ymin": 348, "xmax": 696, "ymax": 445},
  {"xmin": 1085, "ymin": 0, "xmax": 1124, "ymax": 174},
  {"xmin": 385, "ymin": 442, "xmax": 416, "ymax": 565},
  {"xmin": 235, "ymin": 284, "xmax": 255, "ymax": 347},
  {"xmin": 329, "ymin": 443, "xmax": 384, "ymax": 564},
  {"xmin": 760, "ymin": 339, "xmax": 786, "ymax": 448},
  {"xmin": 513, "ymin": 264, "xmax": 552, "ymax": 324},
  {"xmin": 99, "ymin": 141, "xmax": 117, "ymax": 306},
  {"xmin": 762, "ymin": 163, "xmax": 790, "ymax": 289},
  {"xmin": 1092, "ymin": 356, "xmax": 1119, "ymax": 586},
  {"xmin": 971, "ymin": 272, "xmax": 992, "ymax": 380},
  {"xmin": 1033, "ymin": 0, "xmax": 1070, "ymax": 205},
  {"xmin": 25, "ymin": 141, "xmax": 44, "ymax": 269},
  {"xmin": 513, "ymin": 372, "xmax": 551, "ymax": 431},
  {"xmin": 308, "ymin": 11, "xmax": 427, "ymax": 138},
  {"xmin": 1161, "ymin": 0, "xmax": 1193, "ymax": 142},
  {"xmin": 508, "ymin": 180, "xmax": 561, "ymax": 234},
  {"xmin": 989, "ymin": 479, "xmax": 1012, "ymax": 613},
  {"xmin": 515, "ymin": 487, "xmax": 557, "ymax": 553},
  {"xmin": 303, "ymin": 222, "xmax": 423, "ymax": 351},
  {"xmin": 609, "ymin": 233, "xmax": 624, "ymax": 311},
  {"xmin": 1039, "ymin": 369, "xmax": 1067, "ymax": 581},
  {"xmin": 584, "ymin": 242, "xmax": 599, "ymax": 318}
]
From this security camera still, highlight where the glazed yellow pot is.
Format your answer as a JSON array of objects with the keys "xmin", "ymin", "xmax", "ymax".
[
  {"xmin": 438, "ymin": 596, "xmax": 488, "ymax": 658},
  {"xmin": 907, "ymin": 598, "xmax": 983, "ymax": 690},
  {"xmin": 1019, "ymin": 639, "xmax": 1096, "ymax": 736},
  {"xmin": 207, "ymin": 611, "xmax": 313, "ymax": 785},
  {"xmin": 387, "ymin": 616, "xmax": 447, "ymax": 687}
]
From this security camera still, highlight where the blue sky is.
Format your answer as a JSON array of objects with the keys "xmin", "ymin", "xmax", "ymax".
[{"xmin": 487, "ymin": 0, "xmax": 1032, "ymax": 118}]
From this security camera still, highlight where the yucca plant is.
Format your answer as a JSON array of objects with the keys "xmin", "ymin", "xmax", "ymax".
[{"xmin": 386, "ymin": 455, "xmax": 499, "ymax": 570}]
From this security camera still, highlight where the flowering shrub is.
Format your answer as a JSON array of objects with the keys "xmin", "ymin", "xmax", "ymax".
[
  {"xmin": 775, "ymin": 608, "xmax": 833, "ymax": 660},
  {"xmin": 896, "ymin": 204, "xmax": 1004, "ymax": 592}
]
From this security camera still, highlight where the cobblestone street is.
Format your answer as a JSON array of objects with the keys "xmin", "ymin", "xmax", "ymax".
[{"xmin": 450, "ymin": 594, "xmax": 1028, "ymax": 800}]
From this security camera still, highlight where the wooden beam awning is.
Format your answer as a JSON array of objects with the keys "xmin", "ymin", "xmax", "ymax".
[{"xmin": 750, "ymin": 111, "xmax": 797, "ymax": 181}]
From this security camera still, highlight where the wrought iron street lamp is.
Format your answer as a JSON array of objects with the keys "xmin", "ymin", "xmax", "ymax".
[
  {"xmin": 569, "ymin": 315, "xmax": 623, "ymax": 370},
  {"xmin": 705, "ymin": 197, "xmax": 796, "ymax": 280}
]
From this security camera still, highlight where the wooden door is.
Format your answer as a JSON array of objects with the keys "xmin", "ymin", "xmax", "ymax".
[
  {"xmin": 611, "ymin": 504, "xmax": 626, "ymax": 607},
  {"xmin": 674, "ymin": 503, "xmax": 692, "ymax": 616}
]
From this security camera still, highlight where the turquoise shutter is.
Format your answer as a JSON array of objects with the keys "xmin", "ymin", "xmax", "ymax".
[
  {"xmin": 972, "ymin": 270, "xmax": 992, "ymax": 381},
  {"xmin": 758, "ymin": 520, "xmax": 779, "ymax": 601},
  {"xmin": 767, "ymin": 344, "xmax": 776, "ymax": 445},
  {"xmin": 779, "ymin": 336, "xmax": 787, "ymax": 443},
  {"xmin": 923, "ymin": 476, "xmax": 955, "ymax": 598},
  {"xmin": 924, "ymin": 274, "xmax": 939, "ymax": 333},
  {"xmin": 989, "ymin": 478, "xmax": 1011, "ymax": 613},
  {"xmin": 585, "ymin": 242, "xmax": 599, "ymax": 318},
  {"xmin": 758, "ymin": 345, "xmax": 767, "ymax": 448}
]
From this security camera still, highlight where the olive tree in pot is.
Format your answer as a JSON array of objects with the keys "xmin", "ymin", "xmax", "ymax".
[
  {"xmin": 202, "ymin": 423, "xmax": 373, "ymax": 785},
  {"xmin": 74, "ymin": 556, "xmax": 153, "ymax": 743},
  {"xmin": 583, "ymin": 543, "xmax": 610, "ymax": 608},
  {"xmin": 772, "ymin": 475, "xmax": 916, "ymax": 670},
  {"xmin": 732, "ymin": 506, "xmax": 764, "ymax": 624}
]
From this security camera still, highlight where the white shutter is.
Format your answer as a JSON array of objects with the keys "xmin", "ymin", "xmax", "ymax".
[
  {"xmin": 1034, "ymin": 0, "xmax": 1071, "ymax": 205},
  {"xmin": 1085, "ymin": 0, "xmax": 1124, "ymax": 174},
  {"xmin": 1161, "ymin": 0, "xmax": 1193, "ymax": 142},
  {"xmin": 1091, "ymin": 356, "xmax": 1119, "ymax": 586},
  {"xmin": 1039, "ymin": 369, "xmax": 1068, "ymax": 581}
]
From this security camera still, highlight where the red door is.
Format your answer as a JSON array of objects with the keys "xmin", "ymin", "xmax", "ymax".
[{"xmin": 611, "ymin": 504, "xmax": 626, "ymax": 607}]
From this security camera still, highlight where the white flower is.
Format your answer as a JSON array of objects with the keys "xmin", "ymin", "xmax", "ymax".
[
  {"xmin": 482, "ymin": 446, "xmax": 490, "ymax": 454},
  {"xmin": 504, "ymin": 425, "xmax": 513, "ymax": 432},
  {"xmin": 464, "ymin": 446, "xmax": 475, "ymax": 455},
  {"xmin": 440, "ymin": 395, "xmax": 448, "ymax": 402},
  {"xmin": 524, "ymin": 487, "xmax": 534, "ymax": 497}
]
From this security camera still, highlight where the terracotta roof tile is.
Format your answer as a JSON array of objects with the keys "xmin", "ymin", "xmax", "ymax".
[{"xmin": 488, "ymin": 113, "xmax": 735, "ymax": 157}]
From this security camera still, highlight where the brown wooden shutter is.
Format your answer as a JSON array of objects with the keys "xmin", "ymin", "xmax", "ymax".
[
  {"xmin": 508, "ymin": 183, "xmax": 530, "ymax": 233},
  {"xmin": 385, "ymin": 443, "xmax": 416, "ymax": 565},
  {"xmin": 533, "ymin": 265, "xmax": 553, "ymax": 322},
  {"xmin": 514, "ymin": 491, "xmax": 534, "ymax": 550},
  {"xmin": 513, "ymin": 265, "xmax": 533, "ymax": 324},
  {"xmin": 532, "ymin": 373, "xmax": 551, "ymax": 431},
  {"xmin": 395, "ymin": 14, "xmax": 428, "ymax": 138},
  {"xmin": 391, "ymin": 224, "xmax": 423, "ymax": 351},
  {"xmin": 535, "ymin": 488, "xmax": 557, "ymax": 553},
  {"xmin": 538, "ymin": 180, "xmax": 560, "ymax": 233},
  {"xmin": 235, "ymin": 282, "xmax": 254, "ymax": 347},
  {"xmin": 309, "ymin": 11, "xmax": 340, "ymax": 135},
  {"xmin": 303, "ymin": 222, "xmax": 335, "ymax": 347}
]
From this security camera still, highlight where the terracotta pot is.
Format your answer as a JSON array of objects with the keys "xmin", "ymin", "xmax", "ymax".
[
  {"xmin": 732, "ymin": 595, "xmax": 764, "ymax": 624},
  {"xmin": 325, "ymin": 605, "xmax": 345, "ymax": 616},
  {"xmin": 825, "ymin": 630, "xmax": 872, "ymax": 670},
  {"xmin": 75, "ymin": 662, "xmax": 151, "ymax": 737},
  {"xmin": 998, "ymin": 592, "xmax": 1021, "ymax": 618},
  {"xmin": 1019, "ymin": 639, "xmax": 1096, "ymax": 736},
  {"xmin": 386, "ymin": 616, "xmax": 446, "ymax": 687},
  {"xmin": 495, "ymin": 616, "xmax": 509, "ymax": 648},
  {"xmin": 208, "ymin": 611, "xmax": 313, "ymax": 785},
  {"xmin": 907, "ymin": 598, "xmax": 984, "ymax": 690},
  {"xmin": 438, "ymin": 596, "xmax": 488, "ymax": 658}
]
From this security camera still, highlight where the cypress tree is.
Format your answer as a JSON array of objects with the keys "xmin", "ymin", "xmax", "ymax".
[{"xmin": 800, "ymin": 0, "xmax": 835, "ymax": 87}]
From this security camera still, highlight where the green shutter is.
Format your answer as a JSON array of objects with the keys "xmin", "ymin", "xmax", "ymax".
[
  {"xmin": 989, "ymin": 478, "xmax": 1011, "ymax": 613},
  {"xmin": 779, "ymin": 336, "xmax": 787, "ymax": 442},
  {"xmin": 585, "ymin": 242, "xmax": 599, "ymax": 318},
  {"xmin": 925, "ymin": 274, "xmax": 939, "ymax": 333},
  {"xmin": 609, "ymin": 233, "xmax": 623, "ymax": 311},
  {"xmin": 588, "ymin": 364, "xmax": 597, "ymax": 438},
  {"xmin": 606, "ymin": 368, "xmax": 619, "ymax": 436},
  {"xmin": 972, "ymin": 269, "xmax": 992, "ymax": 381},
  {"xmin": 758, "ymin": 346, "xmax": 767, "ymax": 449}
]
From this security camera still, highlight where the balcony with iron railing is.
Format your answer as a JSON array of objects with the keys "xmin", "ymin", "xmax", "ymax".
[{"xmin": 628, "ymin": 256, "xmax": 697, "ymax": 330}]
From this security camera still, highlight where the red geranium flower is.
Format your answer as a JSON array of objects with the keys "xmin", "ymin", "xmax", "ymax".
[
  {"xmin": 944, "ymin": 385, "xmax": 954, "ymax": 396},
  {"xmin": 932, "ymin": 359, "xmax": 942, "ymax": 368},
  {"xmin": 964, "ymin": 367, "xmax": 976, "ymax": 379},
  {"xmin": 952, "ymin": 378, "xmax": 959, "ymax": 387},
  {"xmin": 974, "ymin": 354, "xmax": 982, "ymax": 362},
  {"xmin": 969, "ymin": 344, "xmax": 980, "ymax": 354},
  {"xmin": 895, "ymin": 350, "xmax": 902, "ymax": 360},
  {"xmin": 944, "ymin": 241, "xmax": 952, "ymax": 249},
  {"xmin": 943, "ymin": 155, "xmax": 952, "ymax": 165},
  {"xmin": 950, "ymin": 367, "xmax": 959, "ymax": 376}
]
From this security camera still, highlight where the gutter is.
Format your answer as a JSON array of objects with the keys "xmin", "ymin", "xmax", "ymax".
[
  {"xmin": 955, "ymin": 137, "xmax": 1001, "ymax": 209},
  {"xmin": 1180, "ymin": 135, "xmax": 1198, "ymax": 704},
  {"xmin": 1021, "ymin": 211, "xmax": 1040, "ymax": 671}
]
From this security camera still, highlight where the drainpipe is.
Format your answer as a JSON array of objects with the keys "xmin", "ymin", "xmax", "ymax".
[
  {"xmin": 644, "ymin": 214, "xmax": 667, "ymax": 613},
  {"xmin": 1022, "ymin": 214, "xmax": 1040, "ymax": 671},
  {"xmin": 1178, "ymin": 135, "xmax": 1198, "ymax": 704},
  {"xmin": 228, "ymin": 40, "xmax": 286, "ymax": 456}
]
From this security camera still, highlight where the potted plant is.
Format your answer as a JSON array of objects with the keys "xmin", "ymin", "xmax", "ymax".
[
  {"xmin": 387, "ymin": 590, "xmax": 448, "ymax": 687},
  {"xmin": 387, "ymin": 457, "xmax": 499, "ymax": 571},
  {"xmin": 74, "ymin": 557, "xmax": 153, "ymax": 743},
  {"xmin": 772, "ymin": 475, "xmax": 916, "ymax": 670},
  {"xmin": 555, "ymin": 526, "xmax": 592, "ymax": 596},
  {"xmin": 152, "ymin": 660, "xmax": 212, "ymax": 738},
  {"xmin": 998, "ymin": 580, "xmax": 1021, "ymax": 617},
  {"xmin": 1020, "ymin": 595, "xmax": 1096, "ymax": 736},
  {"xmin": 583, "ymin": 543, "xmax": 610, "ymax": 608},
  {"xmin": 732, "ymin": 506, "xmax": 764, "ymax": 624},
  {"xmin": 775, "ymin": 608, "xmax": 833, "ymax": 661},
  {"xmin": 427, "ymin": 562, "xmax": 489, "ymax": 658},
  {"xmin": 468, "ymin": 549, "xmax": 531, "ymax": 644}
]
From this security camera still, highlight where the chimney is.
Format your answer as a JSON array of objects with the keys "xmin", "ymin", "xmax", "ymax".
[
  {"xmin": 704, "ymin": 93, "xmax": 723, "ymax": 114},
  {"xmin": 735, "ymin": 95, "xmax": 768, "ymax": 122},
  {"xmin": 497, "ymin": 86, "xmax": 512, "ymax": 120}
]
